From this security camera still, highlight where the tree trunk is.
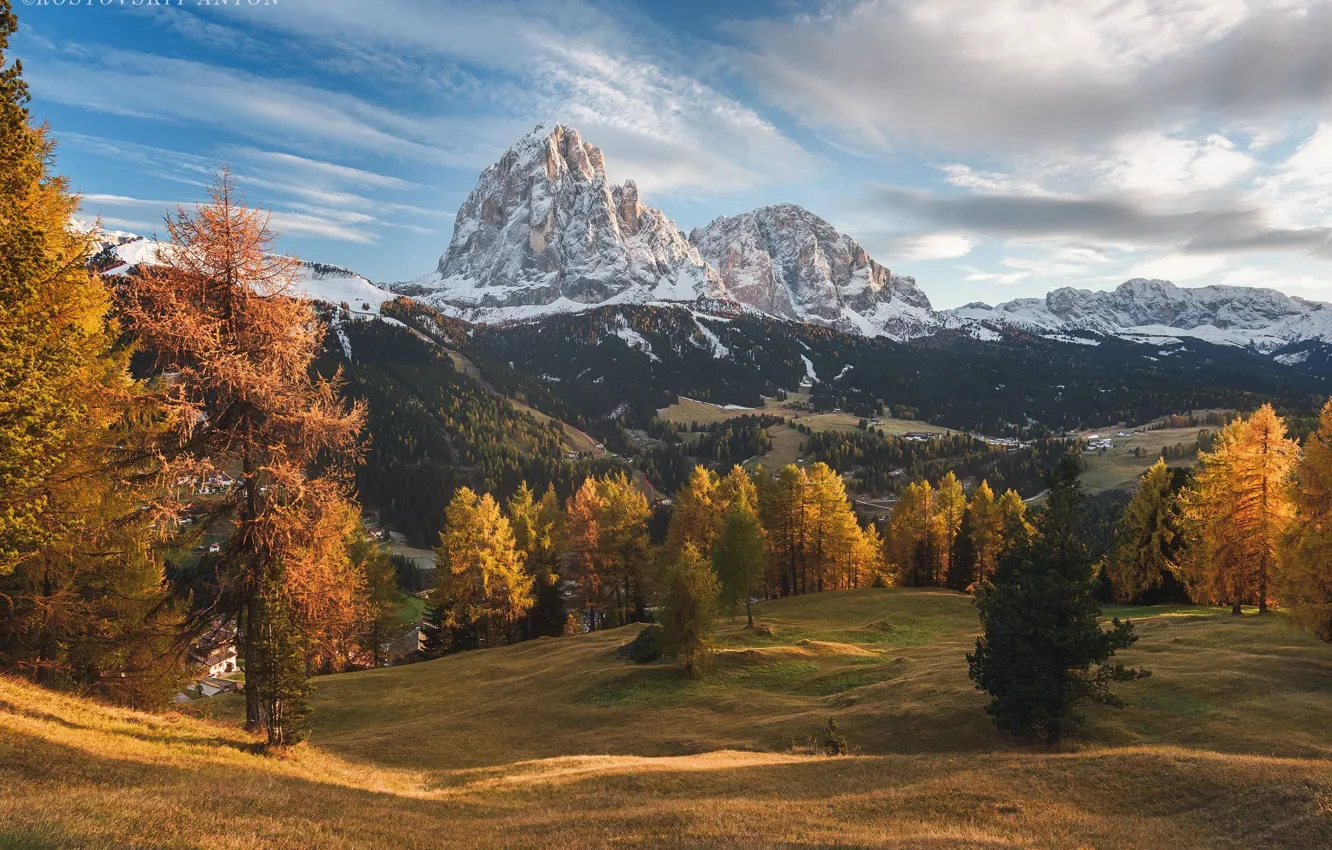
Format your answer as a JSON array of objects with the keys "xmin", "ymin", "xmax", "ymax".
[
  {"xmin": 242, "ymin": 593, "xmax": 261, "ymax": 731},
  {"xmin": 1231, "ymin": 600, "xmax": 1243, "ymax": 616},
  {"xmin": 745, "ymin": 595, "xmax": 753, "ymax": 629}
]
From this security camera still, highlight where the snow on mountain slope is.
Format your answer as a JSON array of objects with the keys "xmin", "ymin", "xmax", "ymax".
[
  {"xmin": 951, "ymin": 278, "xmax": 1332, "ymax": 353},
  {"xmin": 688, "ymin": 204, "xmax": 940, "ymax": 339},
  {"xmin": 88, "ymin": 230, "xmax": 396, "ymax": 319},
  {"xmin": 399, "ymin": 122, "xmax": 722, "ymax": 321}
]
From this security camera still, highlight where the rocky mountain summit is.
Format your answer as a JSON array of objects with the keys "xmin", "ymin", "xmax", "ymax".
[
  {"xmin": 951, "ymin": 279, "xmax": 1332, "ymax": 352},
  {"xmin": 688, "ymin": 204, "xmax": 939, "ymax": 338},
  {"xmin": 399, "ymin": 123, "xmax": 945, "ymax": 338},
  {"xmin": 397, "ymin": 122, "xmax": 720, "ymax": 322}
]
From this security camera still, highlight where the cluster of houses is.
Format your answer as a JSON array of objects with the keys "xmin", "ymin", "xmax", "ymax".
[
  {"xmin": 175, "ymin": 473, "xmax": 238, "ymax": 497},
  {"xmin": 175, "ymin": 624, "xmax": 241, "ymax": 703}
]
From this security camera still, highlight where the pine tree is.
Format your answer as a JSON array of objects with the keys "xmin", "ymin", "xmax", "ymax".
[
  {"xmin": 713, "ymin": 489, "xmax": 766, "ymax": 627},
  {"xmin": 968, "ymin": 451, "xmax": 1149, "ymax": 744},
  {"xmin": 352, "ymin": 523, "xmax": 400, "ymax": 669},
  {"xmin": 1108, "ymin": 460, "xmax": 1183, "ymax": 603},
  {"xmin": 1182, "ymin": 404, "xmax": 1295, "ymax": 614},
  {"xmin": 661, "ymin": 543, "xmax": 719, "ymax": 675},
  {"xmin": 1280, "ymin": 399, "xmax": 1332, "ymax": 640}
]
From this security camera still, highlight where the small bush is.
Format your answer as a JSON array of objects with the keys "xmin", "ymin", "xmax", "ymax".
[
  {"xmin": 617, "ymin": 624, "xmax": 664, "ymax": 664},
  {"xmin": 822, "ymin": 718, "xmax": 848, "ymax": 756}
]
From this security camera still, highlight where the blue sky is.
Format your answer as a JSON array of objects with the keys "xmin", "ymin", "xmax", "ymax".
[{"xmin": 13, "ymin": 0, "xmax": 1332, "ymax": 308}]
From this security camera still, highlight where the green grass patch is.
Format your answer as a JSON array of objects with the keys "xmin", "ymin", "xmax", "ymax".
[{"xmin": 578, "ymin": 667, "xmax": 706, "ymax": 707}]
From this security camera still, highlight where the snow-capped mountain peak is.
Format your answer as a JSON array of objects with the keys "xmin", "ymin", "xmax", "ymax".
[
  {"xmin": 688, "ymin": 203, "xmax": 939, "ymax": 339},
  {"xmin": 398, "ymin": 122, "xmax": 722, "ymax": 322},
  {"xmin": 950, "ymin": 278, "xmax": 1332, "ymax": 352}
]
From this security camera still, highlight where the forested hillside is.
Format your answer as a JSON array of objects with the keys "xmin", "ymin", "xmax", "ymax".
[
  {"xmin": 314, "ymin": 315, "xmax": 621, "ymax": 546},
  {"xmin": 427, "ymin": 304, "xmax": 1328, "ymax": 438}
]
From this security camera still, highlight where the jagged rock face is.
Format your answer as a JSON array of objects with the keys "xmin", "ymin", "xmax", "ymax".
[
  {"xmin": 950, "ymin": 278, "xmax": 1332, "ymax": 352},
  {"xmin": 689, "ymin": 204, "xmax": 938, "ymax": 339},
  {"xmin": 404, "ymin": 122, "xmax": 720, "ymax": 320}
]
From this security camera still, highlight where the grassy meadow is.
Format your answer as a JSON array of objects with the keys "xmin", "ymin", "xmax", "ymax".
[
  {"xmin": 4, "ymin": 589, "xmax": 1332, "ymax": 848},
  {"xmin": 658, "ymin": 392, "xmax": 950, "ymax": 472},
  {"xmin": 1080, "ymin": 426, "xmax": 1207, "ymax": 494}
]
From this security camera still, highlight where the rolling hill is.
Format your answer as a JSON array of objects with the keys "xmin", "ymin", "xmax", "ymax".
[{"xmin": 5, "ymin": 589, "xmax": 1332, "ymax": 848}]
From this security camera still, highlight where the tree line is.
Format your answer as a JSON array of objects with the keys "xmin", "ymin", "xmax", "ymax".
[
  {"xmin": 1106, "ymin": 402, "xmax": 1332, "ymax": 631},
  {"xmin": 419, "ymin": 460, "xmax": 884, "ymax": 665}
]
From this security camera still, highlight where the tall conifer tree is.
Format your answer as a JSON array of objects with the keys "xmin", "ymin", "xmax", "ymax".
[{"xmin": 1182, "ymin": 404, "xmax": 1295, "ymax": 614}]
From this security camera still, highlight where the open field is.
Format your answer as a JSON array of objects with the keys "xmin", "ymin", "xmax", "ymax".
[
  {"xmin": 662, "ymin": 392, "xmax": 949, "ymax": 472},
  {"xmin": 1080, "ymin": 425, "xmax": 1208, "ymax": 493},
  {"xmin": 5, "ymin": 589, "xmax": 1332, "ymax": 848}
]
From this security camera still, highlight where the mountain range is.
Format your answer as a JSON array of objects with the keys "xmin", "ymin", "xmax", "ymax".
[
  {"xmin": 86, "ymin": 122, "xmax": 1331, "ymax": 364},
  {"xmin": 394, "ymin": 123, "xmax": 1330, "ymax": 361}
]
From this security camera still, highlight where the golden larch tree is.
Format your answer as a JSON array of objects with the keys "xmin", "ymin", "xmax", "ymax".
[
  {"xmin": 1280, "ymin": 399, "xmax": 1332, "ymax": 639},
  {"xmin": 0, "ymin": 5, "xmax": 183, "ymax": 706},
  {"xmin": 118, "ymin": 169, "xmax": 365, "ymax": 743},
  {"xmin": 434, "ymin": 487, "xmax": 533, "ymax": 648},
  {"xmin": 1182, "ymin": 404, "xmax": 1295, "ymax": 614}
]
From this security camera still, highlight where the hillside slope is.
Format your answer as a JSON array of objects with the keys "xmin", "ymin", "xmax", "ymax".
[{"xmin": 6, "ymin": 590, "xmax": 1332, "ymax": 848}]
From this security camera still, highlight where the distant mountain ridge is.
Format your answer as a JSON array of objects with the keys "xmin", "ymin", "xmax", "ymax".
[
  {"xmin": 950, "ymin": 279, "xmax": 1332, "ymax": 353},
  {"xmin": 81, "ymin": 122, "xmax": 1332, "ymax": 363},
  {"xmin": 399, "ymin": 122, "xmax": 1332, "ymax": 359}
]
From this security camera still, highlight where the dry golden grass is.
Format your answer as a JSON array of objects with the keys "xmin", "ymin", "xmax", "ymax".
[{"xmin": 5, "ymin": 590, "xmax": 1332, "ymax": 848}]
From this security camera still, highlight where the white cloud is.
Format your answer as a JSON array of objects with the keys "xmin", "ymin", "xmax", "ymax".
[
  {"xmin": 1126, "ymin": 253, "xmax": 1229, "ymax": 281},
  {"xmin": 963, "ymin": 266, "xmax": 1027, "ymax": 284},
  {"xmin": 195, "ymin": 0, "xmax": 818, "ymax": 196},
  {"xmin": 1099, "ymin": 133, "xmax": 1257, "ymax": 196},
  {"xmin": 727, "ymin": 0, "xmax": 1328, "ymax": 154},
  {"xmin": 894, "ymin": 233, "xmax": 976, "ymax": 261}
]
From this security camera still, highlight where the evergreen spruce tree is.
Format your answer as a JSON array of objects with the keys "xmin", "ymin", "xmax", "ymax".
[
  {"xmin": 247, "ymin": 583, "xmax": 312, "ymax": 748},
  {"xmin": 968, "ymin": 451, "xmax": 1149, "ymax": 744},
  {"xmin": 713, "ymin": 491, "xmax": 766, "ymax": 627},
  {"xmin": 352, "ymin": 525, "xmax": 401, "ymax": 668},
  {"xmin": 661, "ymin": 543, "xmax": 719, "ymax": 675},
  {"xmin": 1108, "ymin": 460, "xmax": 1184, "ymax": 603}
]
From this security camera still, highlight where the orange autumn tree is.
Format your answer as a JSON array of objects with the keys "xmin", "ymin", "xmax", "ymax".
[
  {"xmin": 1279, "ymin": 399, "xmax": 1332, "ymax": 639},
  {"xmin": 1182, "ymin": 404, "xmax": 1295, "ymax": 615},
  {"xmin": 119, "ymin": 169, "xmax": 364, "ymax": 746}
]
